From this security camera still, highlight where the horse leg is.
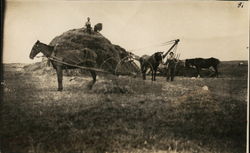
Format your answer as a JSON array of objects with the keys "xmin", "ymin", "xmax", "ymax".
[
  {"xmin": 143, "ymin": 72, "xmax": 146, "ymax": 80},
  {"xmin": 153, "ymin": 68, "xmax": 157, "ymax": 81},
  {"xmin": 214, "ymin": 65, "xmax": 219, "ymax": 77},
  {"xmin": 56, "ymin": 66, "xmax": 63, "ymax": 91},
  {"xmin": 88, "ymin": 70, "xmax": 96, "ymax": 89},
  {"xmin": 141, "ymin": 66, "xmax": 146, "ymax": 80},
  {"xmin": 196, "ymin": 67, "xmax": 201, "ymax": 78},
  {"xmin": 151, "ymin": 69, "xmax": 154, "ymax": 81}
]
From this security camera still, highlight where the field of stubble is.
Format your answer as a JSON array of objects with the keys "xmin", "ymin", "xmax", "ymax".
[{"xmin": 1, "ymin": 62, "xmax": 247, "ymax": 153}]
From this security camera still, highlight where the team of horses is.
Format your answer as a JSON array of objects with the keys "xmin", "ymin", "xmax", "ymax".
[{"xmin": 29, "ymin": 40, "xmax": 220, "ymax": 91}]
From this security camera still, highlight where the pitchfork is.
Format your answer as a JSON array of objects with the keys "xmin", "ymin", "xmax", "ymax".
[{"xmin": 174, "ymin": 53, "xmax": 181, "ymax": 70}]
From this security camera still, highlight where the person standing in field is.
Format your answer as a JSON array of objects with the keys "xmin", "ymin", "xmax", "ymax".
[
  {"xmin": 166, "ymin": 52, "xmax": 177, "ymax": 81},
  {"xmin": 85, "ymin": 17, "xmax": 92, "ymax": 34}
]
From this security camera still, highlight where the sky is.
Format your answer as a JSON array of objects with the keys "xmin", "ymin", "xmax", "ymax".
[{"xmin": 3, "ymin": 0, "xmax": 249, "ymax": 63}]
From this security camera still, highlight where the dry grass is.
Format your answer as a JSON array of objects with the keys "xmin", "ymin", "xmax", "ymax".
[{"xmin": 1, "ymin": 62, "xmax": 247, "ymax": 153}]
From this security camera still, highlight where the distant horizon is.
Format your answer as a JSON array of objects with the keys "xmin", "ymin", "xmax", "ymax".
[{"xmin": 3, "ymin": 0, "xmax": 249, "ymax": 63}]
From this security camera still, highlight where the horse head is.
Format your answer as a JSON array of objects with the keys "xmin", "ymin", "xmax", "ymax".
[
  {"xmin": 154, "ymin": 52, "xmax": 164, "ymax": 64},
  {"xmin": 29, "ymin": 40, "xmax": 41, "ymax": 59}
]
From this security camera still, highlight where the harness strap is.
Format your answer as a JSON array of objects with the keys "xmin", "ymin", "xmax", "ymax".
[
  {"xmin": 48, "ymin": 57, "xmax": 109, "ymax": 73},
  {"xmin": 51, "ymin": 55, "xmax": 63, "ymax": 61}
]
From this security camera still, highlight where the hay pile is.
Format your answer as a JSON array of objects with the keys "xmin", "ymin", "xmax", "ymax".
[{"xmin": 49, "ymin": 28, "xmax": 140, "ymax": 75}]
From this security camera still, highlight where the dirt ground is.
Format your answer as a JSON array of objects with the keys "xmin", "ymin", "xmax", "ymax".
[{"xmin": 1, "ymin": 62, "xmax": 248, "ymax": 153}]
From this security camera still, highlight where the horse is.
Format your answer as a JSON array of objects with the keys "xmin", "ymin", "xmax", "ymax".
[
  {"xmin": 29, "ymin": 40, "xmax": 97, "ymax": 91},
  {"xmin": 139, "ymin": 52, "xmax": 163, "ymax": 81},
  {"xmin": 185, "ymin": 57, "xmax": 220, "ymax": 77}
]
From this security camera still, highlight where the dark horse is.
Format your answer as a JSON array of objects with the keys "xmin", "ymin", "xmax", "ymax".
[
  {"xmin": 29, "ymin": 40, "xmax": 97, "ymax": 91},
  {"xmin": 139, "ymin": 52, "xmax": 163, "ymax": 81},
  {"xmin": 185, "ymin": 57, "xmax": 220, "ymax": 77}
]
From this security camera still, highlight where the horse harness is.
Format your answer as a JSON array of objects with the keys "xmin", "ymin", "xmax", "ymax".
[{"xmin": 46, "ymin": 50, "xmax": 109, "ymax": 73}]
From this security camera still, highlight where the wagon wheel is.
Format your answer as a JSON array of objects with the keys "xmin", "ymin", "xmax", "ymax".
[
  {"xmin": 100, "ymin": 57, "xmax": 119, "ymax": 74},
  {"xmin": 115, "ymin": 56, "xmax": 130, "ymax": 75},
  {"xmin": 115, "ymin": 56, "xmax": 141, "ymax": 76}
]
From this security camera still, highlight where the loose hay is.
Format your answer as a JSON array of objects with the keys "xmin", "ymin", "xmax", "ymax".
[
  {"xmin": 92, "ymin": 79, "xmax": 134, "ymax": 94},
  {"xmin": 49, "ymin": 28, "xmax": 140, "ymax": 74}
]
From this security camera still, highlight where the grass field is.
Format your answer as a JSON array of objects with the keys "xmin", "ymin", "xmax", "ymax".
[{"xmin": 1, "ymin": 61, "xmax": 248, "ymax": 153}]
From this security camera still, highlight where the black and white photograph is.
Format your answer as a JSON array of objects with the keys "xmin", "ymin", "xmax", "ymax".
[{"xmin": 1, "ymin": 0, "xmax": 249, "ymax": 153}]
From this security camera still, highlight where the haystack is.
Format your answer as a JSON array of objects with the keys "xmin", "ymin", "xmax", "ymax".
[{"xmin": 49, "ymin": 28, "xmax": 140, "ymax": 75}]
